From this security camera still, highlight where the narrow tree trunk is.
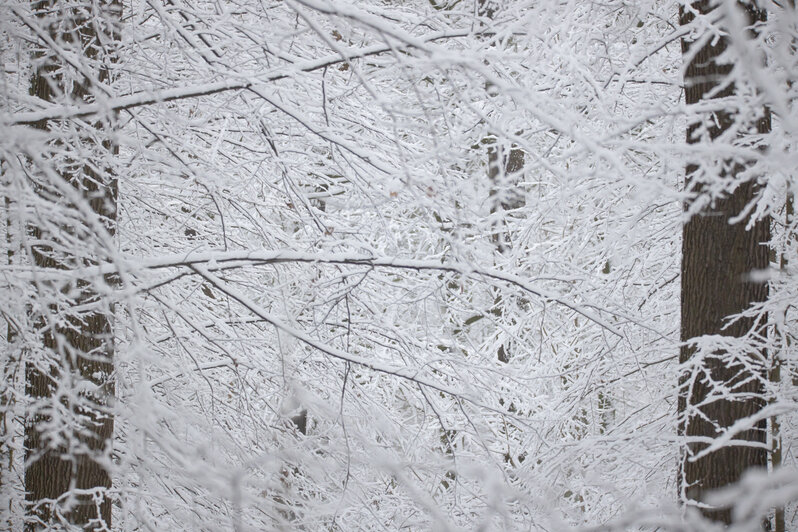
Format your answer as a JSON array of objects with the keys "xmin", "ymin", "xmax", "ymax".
[
  {"xmin": 24, "ymin": 1, "xmax": 120, "ymax": 529},
  {"xmin": 2, "ymin": 197, "xmax": 19, "ymax": 530},
  {"xmin": 487, "ymin": 136, "xmax": 525, "ymax": 258},
  {"xmin": 678, "ymin": 0, "xmax": 770, "ymax": 525},
  {"xmin": 771, "ymin": 192, "xmax": 793, "ymax": 532},
  {"xmin": 485, "ymin": 135, "xmax": 525, "ymax": 364}
]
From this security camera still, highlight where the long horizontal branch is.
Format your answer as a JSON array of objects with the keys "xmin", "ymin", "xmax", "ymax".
[
  {"xmin": 23, "ymin": 248, "xmax": 625, "ymax": 337},
  {"xmin": 8, "ymin": 29, "xmax": 479, "ymax": 126}
]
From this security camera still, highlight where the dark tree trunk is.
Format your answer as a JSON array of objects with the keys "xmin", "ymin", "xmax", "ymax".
[
  {"xmin": 678, "ymin": 0, "xmax": 770, "ymax": 525},
  {"xmin": 487, "ymin": 138, "xmax": 525, "ymax": 256},
  {"xmin": 486, "ymin": 138, "xmax": 525, "ymax": 364},
  {"xmin": 24, "ymin": 1, "xmax": 120, "ymax": 529}
]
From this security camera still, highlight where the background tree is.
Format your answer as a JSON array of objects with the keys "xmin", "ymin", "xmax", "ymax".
[
  {"xmin": 677, "ymin": 0, "xmax": 782, "ymax": 525},
  {"xmin": 12, "ymin": 0, "xmax": 121, "ymax": 529}
]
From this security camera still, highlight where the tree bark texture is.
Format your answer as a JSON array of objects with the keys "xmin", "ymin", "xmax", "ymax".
[
  {"xmin": 678, "ymin": 0, "xmax": 770, "ymax": 525},
  {"xmin": 24, "ymin": 1, "xmax": 120, "ymax": 529}
]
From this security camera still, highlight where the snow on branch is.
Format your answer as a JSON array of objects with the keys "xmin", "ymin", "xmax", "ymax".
[
  {"xmin": 34, "ymin": 248, "xmax": 626, "ymax": 337},
  {"xmin": 7, "ymin": 30, "xmax": 479, "ymax": 127}
]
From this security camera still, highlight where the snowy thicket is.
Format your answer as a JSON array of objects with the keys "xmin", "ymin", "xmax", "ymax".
[{"xmin": 1, "ymin": 0, "xmax": 797, "ymax": 530}]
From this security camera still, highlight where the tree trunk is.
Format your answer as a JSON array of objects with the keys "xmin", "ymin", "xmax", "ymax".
[
  {"xmin": 25, "ymin": 1, "xmax": 120, "ymax": 529},
  {"xmin": 678, "ymin": 0, "xmax": 770, "ymax": 525},
  {"xmin": 486, "ymin": 137, "xmax": 524, "ymax": 364},
  {"xmin": 487, "ymin": 137, "xmax": 525, "ymax": 257}
]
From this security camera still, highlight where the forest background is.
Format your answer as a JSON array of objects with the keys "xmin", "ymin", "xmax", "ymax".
[{"xmin": 1, "ymin": 0, "xmax": 798, "ymax": 530}]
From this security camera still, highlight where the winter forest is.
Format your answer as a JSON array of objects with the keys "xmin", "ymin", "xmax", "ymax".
[{"xmin": 1, "ymin": 0, "xmax": 798, "ymax": 530}]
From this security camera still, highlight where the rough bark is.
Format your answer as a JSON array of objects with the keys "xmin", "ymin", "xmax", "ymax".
[
  {"xmin": 24, "ymin": 1, "xmax": 120, "ymax": 529},
  {"xmin": 678, "ymin": 0, "xmax": 770, "ymax": 525}
]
